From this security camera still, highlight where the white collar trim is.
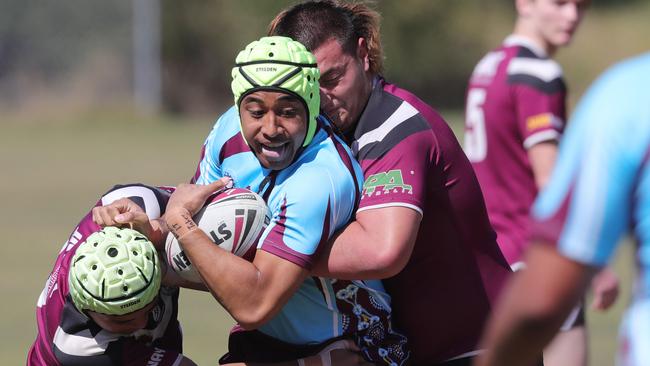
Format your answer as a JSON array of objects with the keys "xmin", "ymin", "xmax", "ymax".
[{"xmin": 504, "ymin": 35, "xmax": 548, "ymax": 58}]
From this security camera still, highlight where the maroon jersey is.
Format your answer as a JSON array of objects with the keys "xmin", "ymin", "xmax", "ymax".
[
  {"xmin": 27, "ymin": 184, "xmax": 185, "ymax": 366},
  {"xmin": 350, "ymin": 78, "xmax": 511, "ymax": 364},
  {"xmin": 464, "ymin": 35, "xmax": 567, "ymax": 264}
]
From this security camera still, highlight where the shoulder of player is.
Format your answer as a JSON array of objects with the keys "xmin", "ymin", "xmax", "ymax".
[
  {"xmin": 285, "ymin": 158, "xmax": 354, "ymax": 189},
  {"xmin": 206, "ymin": 106, "xmax": 242, "ymax": 144},
  {"xmin": 570, "ymin": 54, "xmax": 650, "ymax": 150},
  {"xmin": 354, "ymin": 92, "xmax": 442, "ymax": 161},
  {"xmin": 356, "ymin": 86, "xmax": 435, "ymax": 149},
  {"xmin": 54, "ymin": 298, "xmax": 118, "ymax": 360},
  {"xmin": 506, "ymin": 46, "xmax": 565, "ymax": 93},
  {"xmin": 203, "ymin": 106, "xmax": 249, "ymax": 163}
]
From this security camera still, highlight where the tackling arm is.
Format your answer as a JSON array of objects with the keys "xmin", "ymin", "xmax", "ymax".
[{"xmin": 312, "ymin": 206, "xmax": 421, "ymax": 280}]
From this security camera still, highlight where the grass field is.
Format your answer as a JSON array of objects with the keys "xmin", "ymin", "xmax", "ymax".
[{"xmin": 2, "ymin": 112, "xmax": 634, "ymax": 365}]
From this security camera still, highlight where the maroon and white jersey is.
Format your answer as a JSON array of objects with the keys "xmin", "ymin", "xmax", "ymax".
[
  {"xmin": 27, "ymin": 184, "xmax": 185, "ymax": 366},
  {"xmin": 349, "ymin": 78, "xmax": 511, "ymax": 364},
  {"xmin": 464, "ymin": 35, "xmax": 567, "ymax": 265}
]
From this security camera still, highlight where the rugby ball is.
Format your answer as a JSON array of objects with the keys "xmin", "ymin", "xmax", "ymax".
[{"xmin": 165, "ymin": 188, "xmax": 270, "ymax": 283}]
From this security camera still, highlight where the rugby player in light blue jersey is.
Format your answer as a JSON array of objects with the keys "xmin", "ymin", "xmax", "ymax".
[
  {"xmin": 99, "ymin": 36, "xmax": 408, "ymax": 366},
  {"xmin": 476, "ymin": 52, "xmax": 650, "ymax": 366}
]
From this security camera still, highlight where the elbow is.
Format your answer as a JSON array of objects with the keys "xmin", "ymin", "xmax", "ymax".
[
  {"xmin": 371, "ymin": 241, "xmax": 410, "ymax": 278},
  {"xmin": 235, "ymin": 315, "xmax": 268, "ymax": 330},
  {"xmin": 229, "ymin": 304, "xmax": 277, "ymax": 330}
]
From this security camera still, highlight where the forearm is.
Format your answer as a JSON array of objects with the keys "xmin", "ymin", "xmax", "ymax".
[
  {"xmin": 477, "ymin": 305, "xmax": 565, "ymax": 366},
  {"xmin": 176, "ymin": 232, "xmax": 270, "ymax": 325},
  {"xmin": 148, "ymin": 218, "xmax": 170, "ymax": 249},
  {"xmin": 477, "ymin": 245, "xmax": 595, "ymax": 366},
  {"xmin": 166, "ymin": 208, "xmax": 303, "ymax": 328}
]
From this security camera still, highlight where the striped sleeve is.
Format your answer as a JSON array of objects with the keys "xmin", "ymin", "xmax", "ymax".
[{"xmin": 507, "ymin": 49, "xmax": 566, "ymax": 149}]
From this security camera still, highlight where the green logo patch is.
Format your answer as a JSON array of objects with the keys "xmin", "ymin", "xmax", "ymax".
[{"xmin": 362, "ymin": 169, "xmax": 413, "ymax": 195}]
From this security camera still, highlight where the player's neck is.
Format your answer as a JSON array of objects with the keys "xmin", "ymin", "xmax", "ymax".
[{"xmin": 512, "ymin": 25, "xmax": 557, "ymax": 58}]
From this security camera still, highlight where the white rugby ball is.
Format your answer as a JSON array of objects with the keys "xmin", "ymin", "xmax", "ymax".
[{"xmin": 165, "ymin": 188, "xmax": 270, "ymax": 283}]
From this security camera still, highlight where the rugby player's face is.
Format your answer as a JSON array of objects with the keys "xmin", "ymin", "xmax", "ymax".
[
  {"xmin": 313, "ymin": 38, "xmax": 372, "ymax": 134},
  {"xmin": 87, "ymin": 299, "xmax": 156, "ymax": 335},
  {"xmin": 525, "ymin": 0, "xmax": 589, "ymax": 49},
  {"xmin": 240, "ymin": 91, "xmax": 307, "ymax": 170}
]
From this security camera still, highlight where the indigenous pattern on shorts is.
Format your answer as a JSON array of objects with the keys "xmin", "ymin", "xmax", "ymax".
[
  {"xmin": 328, "ymin": 279, "xmax": 408, "ymax": 365},
  {"xmin": 192, "ymin": 108, "xmax": 408, "ymax": 364}
]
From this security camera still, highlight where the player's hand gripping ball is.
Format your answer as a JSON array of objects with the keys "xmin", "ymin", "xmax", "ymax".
[{"xmin": 165, "ymin": 188, "xmax": 270, "ymax": 283}]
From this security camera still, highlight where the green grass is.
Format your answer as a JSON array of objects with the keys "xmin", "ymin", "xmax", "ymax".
[
  {"xmin": 1, "ymin": 113, "xmax": 235, "ymax": 365},
  {"xmin": 3, "ymin": 113, "xmax": 632, "ymax": 365}
]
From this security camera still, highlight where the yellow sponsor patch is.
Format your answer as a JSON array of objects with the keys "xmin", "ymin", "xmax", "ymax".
[{"xmin": 526, "ymin": 113, "xmax": 553, "ymax": 130}]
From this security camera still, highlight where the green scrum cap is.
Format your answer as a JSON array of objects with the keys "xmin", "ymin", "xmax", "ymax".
[
  {"xmin": 69, "ymin": 226, "xmax": 161, "ymax": 316},
  {"xmin": 232, "ymin": 36, "xmax": 320, "ymax": 147}
]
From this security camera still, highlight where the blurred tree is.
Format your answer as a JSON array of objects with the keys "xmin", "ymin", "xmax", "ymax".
[
  {"xmin": 159, "ymin": 0, "xmax": 515, "ymax": 114},
  {"xmin": 161, "ymin": 0, "xmax": 294, "ymax": 114}
]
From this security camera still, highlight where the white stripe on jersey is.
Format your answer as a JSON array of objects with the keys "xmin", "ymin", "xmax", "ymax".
[
  {"xmin": 172, "ymin": 354, "xmax": 184, "ymax": 366},
  {"xmin": 353, "ymin": 101, "xmax": 418, "ymax": 152},
  {"xmin": 503, "ymin": 35, "xmax": 547, "ymax": 57},
  {"xmin": 508, "ymin": 57, "xmax": 563, "ymax": 82},
  {"xmin": 53, "ymin": 326, "xmax": 112, "ymax": 356},
  {"xmin": 523, "ymin": 129, "xmax": 561, "ymax": 149},
  {"xmin": 472, "ymin": 51, "xmax": 506, "ymax": 79},
  {"xmin": 357, "ymin": 202, "xmax": 423, "ymax": 216},
  {"xmin": 101, "ymin": 186, "xmax": 161, "ymax": 220}
]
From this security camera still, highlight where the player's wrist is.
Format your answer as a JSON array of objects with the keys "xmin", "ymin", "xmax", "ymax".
[
  {"xmin": 147, "ymin": 218, "xmax": 170, "ymax": 249},
  {"xmin": 165, "ymin": 208, "xmax": 199, "ymax": 241}
]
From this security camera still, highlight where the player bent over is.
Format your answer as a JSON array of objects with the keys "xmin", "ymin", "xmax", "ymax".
[{"xmin": 28, "ymin": 184, "xmax": 196, "ymax": 366}]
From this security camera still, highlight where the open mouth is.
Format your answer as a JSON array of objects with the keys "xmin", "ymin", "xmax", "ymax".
[{"xmin": 260, "ymin": 142, "xmax": 289, "ymax": 161}]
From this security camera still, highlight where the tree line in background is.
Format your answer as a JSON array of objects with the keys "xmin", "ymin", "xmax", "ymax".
[
  {"xmin": 0, "ymin": 0, "xmax": 644, "ymax": 117},
  {"xmin": 160, "ymin": 0, "xmax": 641, "ymax": 114}
]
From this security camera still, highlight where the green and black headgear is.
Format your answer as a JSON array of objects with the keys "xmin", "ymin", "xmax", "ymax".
[
  {"xmin": 69, "ymin": 227, "xmax": 161, "ymax": 316},
  {"xmin": 231, "ymin": 36, "xmax": 320, "ymax": 147}
]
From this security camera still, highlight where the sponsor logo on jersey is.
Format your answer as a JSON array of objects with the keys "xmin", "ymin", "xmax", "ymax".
[{"xmin": 362, "ymin": 170, "xmax": 413, "ymax": 196}]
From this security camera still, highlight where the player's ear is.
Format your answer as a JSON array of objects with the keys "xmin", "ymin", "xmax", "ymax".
[
  {"xmin": 515, "ymin": 0, "xmax": 534, "ymax": 18},
  {"xmin": 356, "ymin": 37, "xmax": 370, "ymax": 72}
]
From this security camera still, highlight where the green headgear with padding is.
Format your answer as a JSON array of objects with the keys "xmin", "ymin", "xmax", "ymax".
[
  {"xmin": 232, "ymin": 36, "xmax": 320, "ymax": 147},
  {"xmin": 69, "ymin": 226, "xmax": 161, "ymax": 316}
]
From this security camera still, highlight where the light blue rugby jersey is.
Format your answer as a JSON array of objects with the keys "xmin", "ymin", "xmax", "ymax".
[
  {"xmin": 194, "ymin": 106, "xmax": 392, "ymax": 345},
  {"xmin": 531, "ymin": 53, "xmax": 650, "ymax": 365}
]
